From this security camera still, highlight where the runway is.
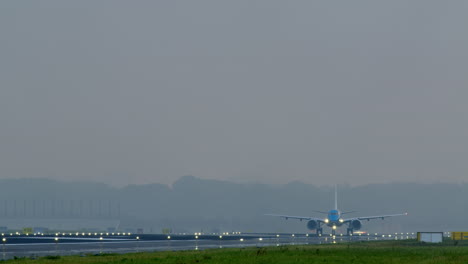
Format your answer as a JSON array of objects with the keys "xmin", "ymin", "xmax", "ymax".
[{"xmin": 0, "ymin": 232, "xmax": 417, "ymax": 260}]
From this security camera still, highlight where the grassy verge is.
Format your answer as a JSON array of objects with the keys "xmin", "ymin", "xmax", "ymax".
[{"xmin": 5, "ymin": 240, "xmax": 468, "ymax": 264}]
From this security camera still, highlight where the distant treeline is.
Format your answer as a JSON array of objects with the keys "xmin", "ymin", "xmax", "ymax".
[
  {"xmin": 0, "ymin": 177, "xmax": 467, "ymax": 233},
  {"xmin": 0, "ymin": 200, "xmax": 120, "ymax": 218}
]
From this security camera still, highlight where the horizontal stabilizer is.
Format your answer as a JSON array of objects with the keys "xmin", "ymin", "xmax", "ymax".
[{"xmin": 312, "ymin": 211, "xmax": 328, "ymax": 214}]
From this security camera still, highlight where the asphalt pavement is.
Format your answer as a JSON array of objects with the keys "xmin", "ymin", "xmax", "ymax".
[{"xmin": 0, "ymin": 232, "xmax": 416, "ymax": 260}]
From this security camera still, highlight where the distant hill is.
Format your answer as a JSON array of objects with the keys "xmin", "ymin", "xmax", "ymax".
[{"xmin": 0, "ymin": 177, "xmax": 466, "ymax": 233}]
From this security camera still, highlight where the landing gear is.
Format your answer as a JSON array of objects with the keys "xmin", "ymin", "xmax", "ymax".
[
  {"xmin": 331, "ymin": 229, "xmax": 336, "ymax": 236},
  {"xmin": 316, "ymin": 228, "xmax": 323, "ymax": 236},
  {"xmin": 347, "ymin": 228, "xmax": 354, "ymax": 236},
  {"xmin": 316, "ymin": 222, "xmax": 323, "ymax": 236}
]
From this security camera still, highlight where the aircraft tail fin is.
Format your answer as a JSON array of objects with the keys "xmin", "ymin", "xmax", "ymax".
[{"xmin": 334, "ymin": 184, "xmax": 338, "ymax": 210}]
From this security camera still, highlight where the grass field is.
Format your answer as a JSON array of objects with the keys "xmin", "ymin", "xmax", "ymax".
[{"xmin": 5, "ymin": 239, "xmax": 468, "ymax": 264}]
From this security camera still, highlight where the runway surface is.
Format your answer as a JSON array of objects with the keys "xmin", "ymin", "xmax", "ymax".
[{"xmin": 0, "ymin": 232, "xmax": 417, "ymax": 260}]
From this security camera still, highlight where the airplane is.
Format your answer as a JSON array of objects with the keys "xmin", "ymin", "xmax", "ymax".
[{"xmin": 266, "ymin": 185, "xmax": 407, "ymax": 236}]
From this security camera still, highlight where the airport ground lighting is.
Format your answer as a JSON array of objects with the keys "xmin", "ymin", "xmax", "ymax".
[
  {"xmin": 98, "ymin": 237, "xmax": 103, "ymax": 253},
  {"xmin": 135, "ymin": 236, "xmax": 140, "ymax": 252},
  {"xmin": 2, "ymin": 238, "xmax": 5, "ymax": 261},
  {"xmin": 54, "ymin": 237, "xmax": 59, "ymax": 253}
]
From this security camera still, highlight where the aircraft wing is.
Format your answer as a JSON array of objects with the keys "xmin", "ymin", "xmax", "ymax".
[
  {"xmin": 265, "ymin": 214, "xmax": 324, "ymax": 222},
  {"xmin": 344, "ymin": 212, "xmax": 408, "ymax": 222}
]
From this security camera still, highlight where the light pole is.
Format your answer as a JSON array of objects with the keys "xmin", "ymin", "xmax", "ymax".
[
  {"xmin": 54, "ymin": 237, "xmax": 59, "ymax": 254},
  {"xmin": 195, "ymin": 235, "xmax": 198, "ymax": 250},
  {"xmin": 219, "ymin": 235, "xmax": 223, "ymax": 248},
  {"xmin": 2, "ymin": 238, "xmax": 6, "ymax": 261},
  {"xmin": 99, "ymin": 237, "xmax": 103, "ymax": 254},
  {"xmin": 136, "ymin": 236, "xmax": 140, "ymax": 252},
  {"xmin": 167, "ymin": 236, "xmax": 171, "ymax": 250}
]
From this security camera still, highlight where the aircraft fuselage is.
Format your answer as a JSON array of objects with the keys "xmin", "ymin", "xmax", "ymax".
[{"xmin": 324, "ymin": 209, "xmax": 344, "ymax": 228}]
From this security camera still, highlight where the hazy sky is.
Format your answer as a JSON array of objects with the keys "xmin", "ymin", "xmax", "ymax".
[{"xmin": 1, "ymin": 1, "xmax": 468, "ymax": 187}]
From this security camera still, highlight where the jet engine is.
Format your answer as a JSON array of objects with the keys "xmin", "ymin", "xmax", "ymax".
[
  {"xmin": 307, "ymin": 220, "xmax": 318, "ymax": 230},
  {"xmin": 351, "ymin": 220, "xmax": 362, "ymax": 230}
]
